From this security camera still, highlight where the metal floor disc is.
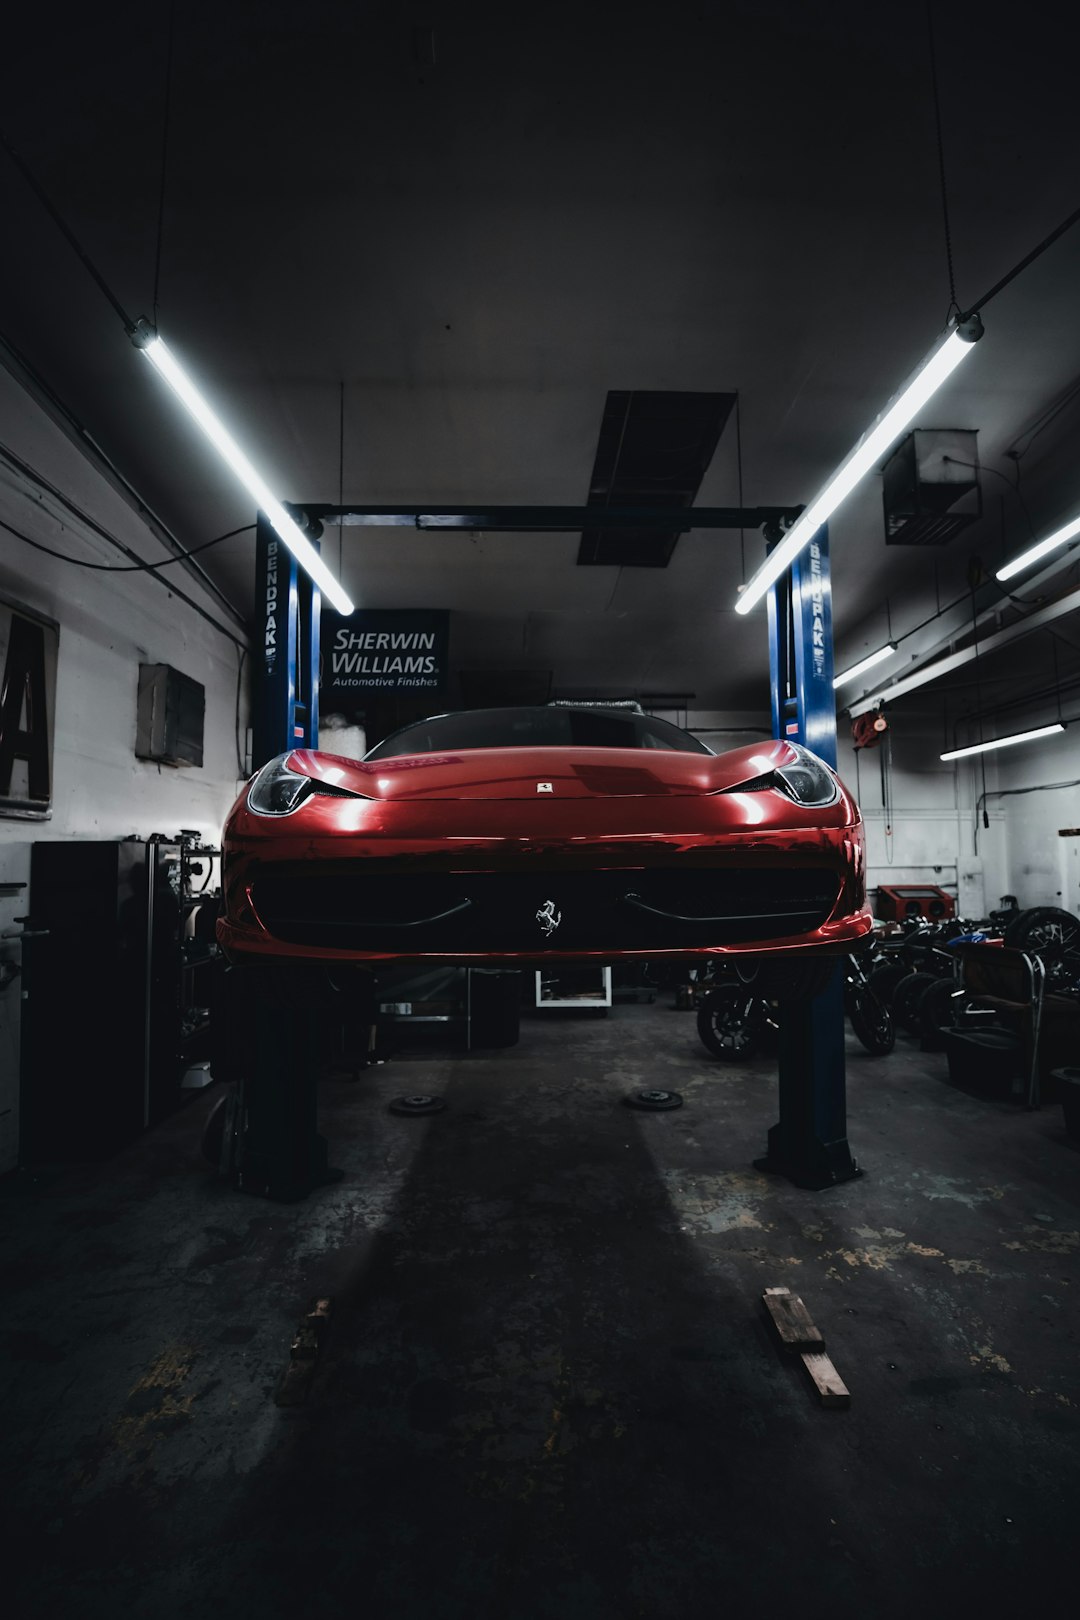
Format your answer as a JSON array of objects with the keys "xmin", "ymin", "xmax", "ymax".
[
  {"xmin": 624, "ymin": 1089, "xmax": 683, "ymax": 1111},
  {"xmin": 389, "ymin": 1094, "xmax": 446, "ymax": 1117}
]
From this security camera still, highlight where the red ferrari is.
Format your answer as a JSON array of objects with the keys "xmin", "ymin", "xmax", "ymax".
[{"xmin": 218, "ymin": 704, "xmax": 871, "ymax": 992}]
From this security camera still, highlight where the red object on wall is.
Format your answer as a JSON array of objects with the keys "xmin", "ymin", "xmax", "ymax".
[
  {"xmin": 851, "ymin": 710, "xmax": 889, "ymax": 751},
  {"xmin": 876, "ymin": 883, "xmax": 956, "ymax": 922}
]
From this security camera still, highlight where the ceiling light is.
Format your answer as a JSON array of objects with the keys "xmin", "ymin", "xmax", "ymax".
[
  {"xmin": 833, "ymin": 643, "xmax": 898, "ymax": 689},
  {"xmin": 735, "ymin": 315, "xmax": 983, "ymax": 616},
  {"xmin": 996, "ymin": 512, "xmax": 1080, "ymax": 582},
  {"xmin": 132, "ymin": 320, "xmax": 355, "ymax": 615},
  {"xmin": 940, "ymin": 722, "xmax": 1064, "ymax": 762}
]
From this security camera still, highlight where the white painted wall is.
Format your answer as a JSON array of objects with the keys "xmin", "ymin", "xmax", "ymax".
[
  {"xmin": 835, "ymin": 714, "xmax": 1009, "ymax": 922},
  {"xmin": 993, "ymin": 727, "xmax": 1080, "ymax": 918},
  {"xmin": 0, "ymin": 364, "xmax": 250, "ymax": 1172}
]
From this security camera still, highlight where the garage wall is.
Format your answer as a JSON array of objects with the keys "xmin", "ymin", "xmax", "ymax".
[
  {"xmin": 993, "ymin": 728, "xmax": 1080, "ymax": 918},
  {"xmin": 0, "ymin": 363, "xmax": 251, "ymax": 1173},
  {"xmin": 835, "ymin": 718, "xmax": 1008, "ymax": 922}
]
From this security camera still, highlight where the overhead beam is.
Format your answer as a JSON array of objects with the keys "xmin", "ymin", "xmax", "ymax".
[
  {"xmin": 848, "ymin": 583, "xmax": 1080, "ymax": 715},
  {"xmin": 840, "ymin": 541, "xmax": 1080, "ymax": 713},
  {"xmin": 291, "ymin": 503, "xmax": 794, "ymax": 533}
]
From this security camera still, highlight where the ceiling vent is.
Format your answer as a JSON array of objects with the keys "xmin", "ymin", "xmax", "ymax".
[
  {"xmin": 882, "ymin": 429, "xmax": 981, "ymax": 546},
  {"xmin": 577, "ymin": 390, "xmax": 736, "ymax": 567}
]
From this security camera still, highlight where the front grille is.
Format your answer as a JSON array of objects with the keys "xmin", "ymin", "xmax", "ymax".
[{"xmin": 251, "ymin": 865, "xmax": 841, "ymax": 952}]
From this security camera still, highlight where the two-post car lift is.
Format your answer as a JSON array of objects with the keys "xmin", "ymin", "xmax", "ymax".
[{"xmin": 229, "ymin": 503, "xmax": 859, "ymax": 1198}]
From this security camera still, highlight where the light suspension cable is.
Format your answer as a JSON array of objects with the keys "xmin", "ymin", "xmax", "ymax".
[
  {"xmin": 940, "ymin": 722, "xmax": 1065, "ymax": 761},
  {"xmin": 735, "ymin": 316, "xmax": 983, "ymax": 616},
  {"xmin": 132, "ymin": 321, "xmax": 355, "ymax": 615}
]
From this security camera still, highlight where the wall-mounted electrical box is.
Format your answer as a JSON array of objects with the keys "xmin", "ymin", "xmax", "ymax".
[{"xmin": 136, "ymin": 663, "xmax": 205, "ymax": 767}]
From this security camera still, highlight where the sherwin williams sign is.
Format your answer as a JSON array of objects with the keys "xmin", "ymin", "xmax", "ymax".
[{"xmin": 320, "ymin": 609, "xmax": 449, "ymax": 699}]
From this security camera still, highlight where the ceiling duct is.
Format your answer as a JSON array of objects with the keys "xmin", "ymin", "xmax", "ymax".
[
  {"xmin": 882, "ymin": 429, "xmax": 981, "ymax": 546},
  {"xmin": 577, "ymin": 390, "xmax": 736, "ymax": 567}
]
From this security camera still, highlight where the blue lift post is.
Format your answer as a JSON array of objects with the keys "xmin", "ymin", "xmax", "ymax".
[
  {"xmin": 222, "ymin": 513, "xmax": 336, "ymax": 1201},
  {"xmin": 252, "ymin": 511, "xmax": 321, "ymax": 769},
  {"xmin": 757, "ymin": 522, "xmax": 861, "ymax": 1189}
]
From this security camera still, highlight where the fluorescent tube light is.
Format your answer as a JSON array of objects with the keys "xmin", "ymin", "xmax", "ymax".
[
  {"xmin": 735, "ymin": 317, "xmax": 983, "ymax": 616},
  {"xmin": 132, "ymin": 322, "xmax": 355, "ymax": 615},
  {"xmin": 940, "ymin": 722, "xmax": 1064, "ymax": 762},
  {"xmin": 996, "ymin": 512, "xmax": 1080, "ymax": 582},
  {"xmin": 833, "ymin": 642, "xmax": 898, "ymax": 689}
]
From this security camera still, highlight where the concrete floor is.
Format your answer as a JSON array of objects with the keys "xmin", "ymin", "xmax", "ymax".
[{"xmin": 1, "ymin": 1000, "xmax": 1078, "ymax": 1620}]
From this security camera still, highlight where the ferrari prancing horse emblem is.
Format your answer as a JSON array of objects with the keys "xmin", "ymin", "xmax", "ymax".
[
  {"xmin": 536, "ymin": 781, "xmax": 553, "ymax": 793},
  {"xmin": 536, "ymin": 900, "xmax": 562, "ymax": 936}
]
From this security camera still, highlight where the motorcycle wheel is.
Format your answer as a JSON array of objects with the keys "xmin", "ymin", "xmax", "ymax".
[
  {"xmin": 867, "ymin": 962, "xmax": 908, "ymax": 1005},
  {"xmin": 696, "ymin": 987, "xmax": 761, "ymax": 1060},
  {"xmin": 847, "ymin": 986, "xmax": 895, "ymax": 1055},
  {"xmin": 1002, "ymin": 906, "xmax": 1080, "ymax": 967},
  {"xmin": 919, "ymin": 976, "xmax": 966, "ymax": 1039},
  {"xmin": 891, "ymin": 970, "xmax": 940, "ymax": 1035}
]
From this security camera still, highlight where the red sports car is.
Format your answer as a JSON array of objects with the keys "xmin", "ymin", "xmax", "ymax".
[{"xmin": 218, "ymin": 704, "xmax": 871, "ymax": 992}]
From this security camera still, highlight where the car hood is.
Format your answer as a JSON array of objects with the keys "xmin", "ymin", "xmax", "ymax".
[{"xmin": 286, "ymin": 740, "xmax": 814, "ymax": 801}]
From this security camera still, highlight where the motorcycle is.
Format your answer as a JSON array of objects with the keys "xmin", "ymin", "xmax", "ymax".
[{"xmin": 696, "ymin": 953, "xmax": 894, "ymax": 1060}]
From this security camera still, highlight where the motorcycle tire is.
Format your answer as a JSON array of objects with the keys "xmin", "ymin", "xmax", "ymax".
[
  {"xmin": 201, "ymin": 1086, "xmax": 242, "ymax": 1173},
  {"xmin": 847, "ymin": 986, "xmax": 895, "ymax": 1055},
  {"xmin": 1002, "ymin": 905, "xmax": 1080, "ymax": 966},
  {"xmin": 696, "ymin": 986, "xmax": 761, "ymax": 1060},
  {"xmin": 867, "ymin": 962, "xmax": 908, "ymax": 1006},
  {"xmin": 891, "ymin": 970, "xmax": 940, "ymax": 1035},
  {"xmin": 919, "ymin": 976, "xmax": 966, "ymax": 1039}
]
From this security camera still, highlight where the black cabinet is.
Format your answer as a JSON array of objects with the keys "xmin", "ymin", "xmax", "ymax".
[{"xmin": 20, "ymin": 840, "xmax": 183, "ymax": 1159}]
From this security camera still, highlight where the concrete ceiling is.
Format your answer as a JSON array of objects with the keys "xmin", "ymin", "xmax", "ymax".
[{"xmin": 2, "ymin": 0, "xmax": 1079, "ymax": 716}]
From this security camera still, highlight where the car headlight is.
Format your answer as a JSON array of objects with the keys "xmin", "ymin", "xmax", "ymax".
[
  {"xmin": 247, "ymin": 756, "xmax": 315, "ymax": 815},
  {"xmin": 247, "ymin": 754, "xmax": 369, "ymax": 816},
  {"xmin": 725, "ymin": 743, "xmax": 840, "ymax": 807},
  {"xmin": 773, "ymin": 744, "xmax": 841, "ymax": 806}
]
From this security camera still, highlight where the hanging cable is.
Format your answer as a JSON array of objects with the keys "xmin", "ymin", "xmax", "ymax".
[
  {"xmin": 959, "ymin": 205, "xmax": 1080, "ymax": 323},
  {"xmin": 0, "ymin": 129, "xmax": 137, "ymax": 335},
  {"xmin": 0, "ymin": 512, "xmax": 252, "ymax": 572},
  {"xmin": 944, "ymin": 455, "xmax": 1039, "ymax": 543},
  {"xmin": 338, "ymin": 379, "xmax": 345, "ymax": 581},
  {"xmin": 968, "ymin": 576, "xmax": 991, "ymax": 824},
  {"xmin": 152, "ymin": 2, "xmax": 177, "ymax": 327},
  {"xmin": 735, "ymin": 390, "xmax": 746, "ymax": 585},
  {"xmin": 926, "ymin": 1, "xmax": 960, "ymax": 317}
]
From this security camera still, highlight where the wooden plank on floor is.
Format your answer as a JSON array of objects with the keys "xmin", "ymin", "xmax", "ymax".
[
  {"xmin": 274, "ymin": 1297, "xmax": 333, "ymax": 1407},
  {"xmin": 801, "ymin": 1350, "xmax": 850, "ymax": 1408},
  {"xmin": 762, "ymin": 1286, "xmax": 826, "ymax": 1351}
]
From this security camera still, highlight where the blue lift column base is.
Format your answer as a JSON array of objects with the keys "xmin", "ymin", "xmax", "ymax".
[
  {"xmin": 753, "ymin": 1137, "xmax": 862, "ymax": 1193},
  {"xmin": 753, "ymin": 966, "xmax": 861, "ymax": 1190}
]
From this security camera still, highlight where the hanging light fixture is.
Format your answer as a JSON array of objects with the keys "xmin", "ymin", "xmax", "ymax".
[
  {"xmin": 833, "ymin": 643, "xmax": 899, "ymax": 689},
  {"xmin": 735, "ymin": 316, "xmax": 983, "ymax": 616},
  {"xmin": 996, "ymin": 510, "xmax": 1080, "ymax": 582},
  {"xmin": 132, "ymin": 320, "xmax": 355, "ymax": 615},
  {"xmin": 940, "ymin": 721, "xmax": 1065, "ymax": 761}
]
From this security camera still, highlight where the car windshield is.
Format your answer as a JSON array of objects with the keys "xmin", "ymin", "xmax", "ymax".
[{"xmin": 365, "ymin": 706, "xmax": 712, "ymax": 759}]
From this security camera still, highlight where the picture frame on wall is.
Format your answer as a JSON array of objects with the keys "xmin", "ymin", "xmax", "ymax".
[{"xmin": 0, "ymin": 594, "xmax": 58, "ymax": 820}]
